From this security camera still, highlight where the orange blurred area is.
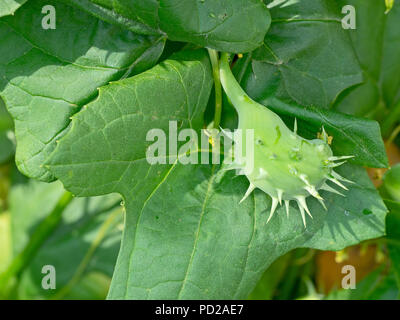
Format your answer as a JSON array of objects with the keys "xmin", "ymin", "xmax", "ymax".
[
  {"xmin": 315, "ymin": 245, "xmax": 382, "ymax": 293},
  {"xmin": 317, "ymin": 140, "xmax": 395, "ymax": 294}
]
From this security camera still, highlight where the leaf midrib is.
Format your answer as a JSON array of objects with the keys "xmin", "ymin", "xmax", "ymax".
[
  {"xmin": 123, "ymin": 159, "xmax": 179, "ymax": 299},
  {"xmin": 177, "ymin": 164, "xmax": 217, "ymax": 299}
]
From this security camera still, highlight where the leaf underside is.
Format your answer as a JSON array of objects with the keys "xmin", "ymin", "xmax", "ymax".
[{"xmin": 64, "ymin": 0, "xmax": 272, "ymax": 53}]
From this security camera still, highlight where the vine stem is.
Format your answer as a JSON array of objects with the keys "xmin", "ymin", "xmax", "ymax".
[
  {"xmin": 51, "ymin": 206, "xmax": 122, "ymax": 300},
  {"xmin": 0, "ymin": 191, "xmax": 73, "ymax": 296},
  {"xmin": 381, "ymin": 100, "xmax": 400, "ymax": 138},
  {"xmin": 207, "ymin": 49, "xmax": 222, "ymax": 129},
  {"xmin": 387, "ymin": 123, "xmax": 400, "ymax": 146}
]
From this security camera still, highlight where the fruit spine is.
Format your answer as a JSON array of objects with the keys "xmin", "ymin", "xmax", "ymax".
[{"xmin": 219, "ymin": 53, "xmax": 353, "ymax": 227}]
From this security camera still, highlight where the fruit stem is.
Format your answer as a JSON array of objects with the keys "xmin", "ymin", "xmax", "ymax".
[
  {"xmin": 219, "ymin": 52, "xmax": 280, "ymax": 124},
  {"xmin": 207, "ymin": 49, "xmax": 222, "ymax": 129},
  {"xmin": 219, "ymin": 53, "xmax": 249, "ymax": 116}
]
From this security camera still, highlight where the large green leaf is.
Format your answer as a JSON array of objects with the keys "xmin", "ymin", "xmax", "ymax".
[
  {"xmin": 0, "ymin": 0, "xmax": 165, "ymax": 181},
  {"xmin": 64, "ymin": 0, "xmax": 271, "ymax": 53},
  {"xmin": 46, "ymin": 51, "xmax": 385, "ymax": 299},
  {"xmin": 53, "ymin": 162, "xmax": 386, "ymax": 299},
  {"xmin": 235, "ymin": 0, "xmax": 362, "ymax": 109},
  {"xmin": 8, "ymin": 179, "xmax": 123, "ymax": 299},
  {"xmin": 246, "ymin": 252, "xmax": 292, "ymax": 300},
  {"xmin": 334, "ymin": 0, "xmax": 400, "ymax": 120},
  {"xmin": 47, "ymin": 49, "xmax": 213, "ymax": 196},
  {"xmin": 0, "ymin": 0, "xmax": 27, "ymax": 17}
]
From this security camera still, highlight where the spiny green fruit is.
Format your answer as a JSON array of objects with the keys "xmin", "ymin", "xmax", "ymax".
[{"xmin": 219, "ymin": 53, "xmax": 353, "ymax": 227}]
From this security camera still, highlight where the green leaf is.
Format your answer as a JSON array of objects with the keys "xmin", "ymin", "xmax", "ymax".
[
  {"xmin": 65, "ymin": 0, "xmax": 271, "ymax": 53},
  {"xmin": 0, "ymin": 0, "xmax": 26, "ymax": 17},
  {"xmin": 334, "ymin": 0, "xmax": 400, "ymax": 119},
  {"xmin": 46, "ymin": 51, "xmax": 385, "ymax": 299},
  {"xmin": 247, "ymin": 252, "xmax": 292, "ymax": 300},
  {"xmin": 10, "ymin": 180, "xmax": 64, "ymax": 255},
  {"xmin": 0, "ymin": 98, "xmax": 12, "ymax": 132},
  {"xmin": 112, "ymin": 165, "xmax": 386, "ymax": 299},
  {"xmin": 385, "ymin": 200, "xmax": 400, "ymax": 290},
  {"xmin": 62, "ymin": 271, "xmax": 112, "ymax": 300},
  {"xmin": 47, "ymin": 50, "xmax": 213, "ymax": 196},
  {"xmin": 0, "ymin": 0, "xmax": 165, "ymax": 181},
  {"xmin": 59, "ymin": 0, "xmax": 160, "ymax": 35},
  {"xmin": 8, "ymin": 179, "xmax": 123, "ymax": 299},
  {"xmin": 0, "ymin": 98, "xmax": 14, "ymax": 164},
  {"xmin": 301, "ymin": 164, "xmax": 386, "ymax": 251},
  {"xmin": 235, "ymin": 0, "xmax": 362, "ymax": 109}
]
